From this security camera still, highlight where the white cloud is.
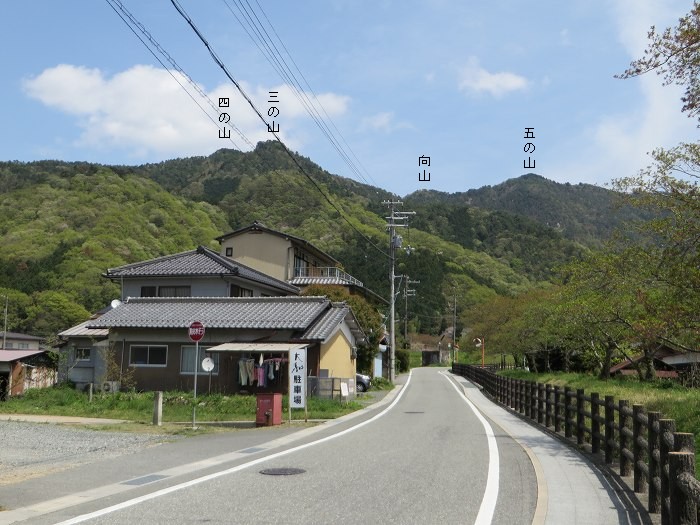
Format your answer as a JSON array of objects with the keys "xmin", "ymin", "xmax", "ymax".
[
  {"xmin": 23, "ymin": 64, "xmax": 350, "ymax": 159},
  {"xmin": 458, "ymin": 56, "xmax": 529, "ymax": 97},
  {"xmin": 359, "ymin": 111, "xmax": 413, "ymax": 133},
  {"xmin": 549, "ymin": 1, "xmax": 698, "ymax": 186}
]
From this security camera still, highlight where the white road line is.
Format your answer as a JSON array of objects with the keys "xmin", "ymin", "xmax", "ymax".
[
  {"xmin": 441, "ymin": 371, "xmax": 499, "ymax": 525},
  {"xmin": 56, "ymin": 371, "xmax": 413, "ymax": 525}
]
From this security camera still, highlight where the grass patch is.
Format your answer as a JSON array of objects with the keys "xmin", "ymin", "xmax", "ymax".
[
  {"xmin": 0, "ymin": 384, "xmax": 364, "ymax": 423},
  {"xmin": 499, "ymin": 370, "xmax": 700, "ymax": 470}
]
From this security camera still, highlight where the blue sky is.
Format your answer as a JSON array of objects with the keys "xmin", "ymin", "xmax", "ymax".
[{"xmin": 2, "ymin": 1, "xmax": 698, "ymax": 196}]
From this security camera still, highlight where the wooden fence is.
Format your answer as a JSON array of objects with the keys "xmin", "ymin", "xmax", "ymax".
[{"xmin": 452, "ymin": 363, "xmax": 700, "ymax": 525}]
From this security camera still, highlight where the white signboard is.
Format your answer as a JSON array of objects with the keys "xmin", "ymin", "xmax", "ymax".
[{"xmin": 289, "ymin": 347, "xmax": 306, "ymax": 409}]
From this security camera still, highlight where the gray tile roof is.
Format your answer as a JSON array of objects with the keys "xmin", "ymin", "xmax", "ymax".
[
  {"xmin": 300, "ymin": 304, "xmax": 349, "ymax": 341},
  {"xmin": 104, "ymin": 246, "xmax": 298, "ymax": 294},
  {"xmin": 58, "ymin": 320, "xmax": 109, "ymax": 338},
  {"xmin": 300, "ymin": 302, "xmax": 366, "ymax": 343},
  {"xmin": 87, "ymin": 296, "xmax": 332, "ymax": 330}
]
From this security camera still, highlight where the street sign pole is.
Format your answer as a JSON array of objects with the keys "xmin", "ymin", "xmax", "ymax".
[
  {"xmin": 188, "ymin": 321, "xmax": 205, "ymax": 429},
  {"xmin": 192, "ymin": 339, "xmax": 199, "ymax": 429}
]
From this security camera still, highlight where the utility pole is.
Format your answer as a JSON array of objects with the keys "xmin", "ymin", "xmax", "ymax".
[
  {"xmin": 403, "ymin": 276, "xmax": 419, "ymax": 344},
  {"xmin": 383, "ymin": 200, "xmax": 415, "ymax": 383},
  {"xmin": 2, "ymin": 295, "xmax": 7, "ymax": 351}
]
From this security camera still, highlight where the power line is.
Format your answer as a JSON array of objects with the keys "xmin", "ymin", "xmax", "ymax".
[
  {"xmin": 104, "ymin": 0, "xmax": 253, "ymax": 150},
  {"xmin": 221, "ymin": 0, "xmax": 378, "ymax": 188},
  {"xmin": 169, "ymin": 0, "xmax": 389, "ymax": 259}
]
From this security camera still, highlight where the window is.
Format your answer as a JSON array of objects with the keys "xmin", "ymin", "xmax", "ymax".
[
  {"xmin": 4, "ymin": 342, "xmax": 13, "ymax": 349},
  {"xmin": 141, "ymin": 286, "xmax": 157, "ymax": 297},
  {"xmin": 158, "ymin": 286, "xmax": 191, "ymax": 297},
  {"xmin": 19, "ymin": 343, "xmax": 29, "ymax": 349},
  {"xmin": 225, "ymin": 247, "xmax": 233, "ymax": 257},
  {"xmin": 76, "ymin": 348, "xmax": 91, "ymax": 361},
  {"xmin": 180, "ymin": 346, "xmax": 219, "ymax": 375},
  {"xmin": 130, "ymin": 345, "xmax": 167, "ymax": 366},
  {"xmin": 230, "ymin": 284, "xmax": 253, "ymax": 297}
]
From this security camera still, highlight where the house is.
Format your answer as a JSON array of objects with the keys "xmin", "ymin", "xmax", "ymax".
[
  {"xmin": 216, "ymin": 221, "xmax": 386, "ymax": 305},
  {"xmin": 84, "ymin": 296, "xmax": 365, "ymax": 395},
  {"xmin": 57, "ymin": 318, "xmax": 110, "ymax": 391},
  {"xmin": 103, "ymin": 245, "xmax": 300, "ymax": 299},
  {"xmin": 0, "ymin": 349, "xmax": 56, "ymax": 399},
  {"xmin": 0, "ymin": 331, "xmax": 43, "ymax": 351}
]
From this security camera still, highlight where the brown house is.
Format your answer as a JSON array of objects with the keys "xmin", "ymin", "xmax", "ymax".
[{"xmin": 0, "ymin": 349, "xmax": 56, "ymax": 399}]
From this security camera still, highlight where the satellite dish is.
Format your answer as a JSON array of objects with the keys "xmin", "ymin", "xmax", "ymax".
[{"xmin": 110, "ymin": 299, "xmax": 122, "ymax": 309}]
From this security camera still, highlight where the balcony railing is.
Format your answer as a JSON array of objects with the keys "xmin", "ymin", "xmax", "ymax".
[{"xmin": 293, "ymin": 266, "xmax": 364, "ymax": 287}]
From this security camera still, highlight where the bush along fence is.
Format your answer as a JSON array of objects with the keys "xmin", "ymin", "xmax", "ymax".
[{"xmin": 451, "ymin": 363, "xmax": 700, "ymax": 525}]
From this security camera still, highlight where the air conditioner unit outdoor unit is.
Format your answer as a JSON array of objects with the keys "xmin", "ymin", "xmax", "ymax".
[{"xmin": 102, "ymin": 381, "xmax": 120, "ymax": 393}]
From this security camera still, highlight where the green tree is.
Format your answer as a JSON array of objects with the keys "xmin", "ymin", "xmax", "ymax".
[{"xmin": 618, "ymin": 2, "xmax": 700, "ymax": 123}]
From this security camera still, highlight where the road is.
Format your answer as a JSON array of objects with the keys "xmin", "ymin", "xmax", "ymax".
[{"xmin": 1, "ymin": 368, "xmax": 649, "ymax": 524}]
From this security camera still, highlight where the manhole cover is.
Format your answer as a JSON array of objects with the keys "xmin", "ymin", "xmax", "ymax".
[{"xmin": 259, "ymin": 468, "xmax": 306, "ymax": 476}]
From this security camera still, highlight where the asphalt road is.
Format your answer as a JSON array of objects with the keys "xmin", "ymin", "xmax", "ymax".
[{"xmin": 0, "ymin": 368, "xmax": 649, "ymax": 525}]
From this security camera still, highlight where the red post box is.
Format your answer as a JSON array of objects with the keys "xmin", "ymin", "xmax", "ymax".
[{"xmin": 256, "ymin": 393, "xmax": 282, "ymax": 426}]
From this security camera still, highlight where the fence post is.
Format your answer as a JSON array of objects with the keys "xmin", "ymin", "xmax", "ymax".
[
  {"xmin": 525, "ymin": 382, "xmax": 531, "ymax": 419},
  {"xmin": 633, "ymin": 404, "xmax": 647, "ymax": 494},
  {"xmin": 554, "ymin": 386, "xmax": 562, "ymax": 433},
  {"xmin": 620, "ymin": 400, "xmax": 631, "ymax": 477},
  {"xmin": 153, "ymin": 390, "xmax": 163, "ymax": 426},
  {"xmin": 577, "ymin": 389, "xmax": 585, "ymax": 446},
  {"xmin": 648, "ymin": 411, "xmax": 661, "ymax": 514},
  {"xmin": 565, "ymin": 387, "xmax": 573, "ymax": 438},
  {"xmin": 545, "ymin": 384, "xmax": 553, "ymax": 428},
  {"xmin": 591, "ymin": 392, "xmax": 600, "ymax": 455},
  {"xmin": 660, "ymin": 419, "xmax": 677, "ymax": 525},
  {"xmin": 669, "ymin": 451, "xmax": 697, "ymax": 525},
  {"xmin": 605, "ymin": 395, "xmax": 615, "ymax": 465},
  {"xmin": 537, "ymin": 383, "xmax": 545, "ymax": 425},
  {"xmin": 531, "ymin": 381, "xmax": 538, "ymax": 421}
]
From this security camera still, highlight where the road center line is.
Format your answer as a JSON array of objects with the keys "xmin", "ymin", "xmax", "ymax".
[
  {"xmin": 441, "ymin": 371, "xmax": 499, "ymax": 525},
  {"xmin": 56, "ymin": 371, "xmax": 413, "ymax": 525}
]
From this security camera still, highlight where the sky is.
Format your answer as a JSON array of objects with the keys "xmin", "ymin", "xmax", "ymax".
[{"xmin": 2, "ymin": 0, "xmax": 698, "ymax": 197}]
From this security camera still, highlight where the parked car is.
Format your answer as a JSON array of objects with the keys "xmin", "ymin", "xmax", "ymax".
[{"xmin": 356, "ymin": 373, "xmax": 371, "ymax": 392}]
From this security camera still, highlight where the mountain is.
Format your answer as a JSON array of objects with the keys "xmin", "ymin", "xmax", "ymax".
[
  {"xmin": 0, "ymin": 143, "xmax": 633, "ymax": 337},
  {"xmin": 405, "ymin": 173, "xmax": 649, "ymax": 248}
]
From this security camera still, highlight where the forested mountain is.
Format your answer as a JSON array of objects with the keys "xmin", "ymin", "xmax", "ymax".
[
  {"xmin": 0, "ymin": 142, "xmax": 632, "ymax": 338},
  {"xmin": 405, "ymin": 173, "xmax": 650, "ymax": 247}
]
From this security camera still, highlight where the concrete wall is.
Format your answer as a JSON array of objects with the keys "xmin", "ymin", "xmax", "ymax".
[
  {"xmin": 221, "ymin": 231, "xmax": 291, "ymax": 281},
  {"xmin": 319, "ymin": 329, "xmax": 355, "ymax": 379}
]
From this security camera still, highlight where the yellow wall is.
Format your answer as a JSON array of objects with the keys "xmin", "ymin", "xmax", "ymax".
[
  {"xmin": 319, "ymin": 329, "xmax": 356, "ymax": 379},
  {"xmin": 221, "ymin": 231, "xmax": 291, "ymax": 281}
]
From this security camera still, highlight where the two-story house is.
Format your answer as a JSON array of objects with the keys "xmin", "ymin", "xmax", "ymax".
[
  {"xmin": 216, "ymin": 221, "xmax": 386, "ymax": 305},
  {"xmin": 58, "ymin": 241, "xmax": 366, "ymax": 395}
]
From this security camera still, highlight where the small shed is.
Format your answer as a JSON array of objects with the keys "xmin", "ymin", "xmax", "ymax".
[{"xmin": 0, "ymin": 349, "xmax": 56, "ymax": 399}]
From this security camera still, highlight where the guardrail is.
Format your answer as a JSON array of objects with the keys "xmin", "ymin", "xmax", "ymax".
[{"xmin": 452, "ymin": 363, "xmax": 700, "ymax": 525}]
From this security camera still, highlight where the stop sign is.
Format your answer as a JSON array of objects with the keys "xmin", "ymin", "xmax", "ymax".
[{"xmin": 188, "ymin": 321, "xmax": 205, "ymax": 342}]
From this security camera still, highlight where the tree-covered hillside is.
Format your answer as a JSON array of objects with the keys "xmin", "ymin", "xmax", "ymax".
[
  {"xmin": 406, "ymin": 173, "xmax": 650, "ymax": 248},
  {"xmin": 0, "ymin": 143, "xmax": 627, "ymax": 338}
]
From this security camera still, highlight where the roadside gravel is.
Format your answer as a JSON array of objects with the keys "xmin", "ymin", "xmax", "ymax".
[{"xmin": 0, "ymin": 421, "xmax": 177, "ymax": 485}]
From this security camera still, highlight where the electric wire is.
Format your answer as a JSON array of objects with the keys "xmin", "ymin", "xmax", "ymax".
[
  {"xmin": 222, "ymin": 0, "xmax": 377, "ymax": 187},
  {"xmin": 105, "ymin": 0, "xmax": 253, "ymax": 150},
  {"xmin": 169, "ymin": 0, "xmax": 390, "ymax": 259}
]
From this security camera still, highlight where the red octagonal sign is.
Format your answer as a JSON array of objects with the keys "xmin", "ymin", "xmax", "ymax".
[{"xmin": 188, "ymin": 321, "xmax": 205, "ymax": 342}]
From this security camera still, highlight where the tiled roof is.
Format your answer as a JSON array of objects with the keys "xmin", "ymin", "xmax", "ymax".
[
  {"xmin": 87, "ymin": 296, "xmax": 331, "ymax": 330},
  {"xmin": 58, "ymin": 320, "xmax": 110, "ymax": 338},
  {"xmin": 104, "ymin": 246, "xmax": 298, "ymax": 294},
  {"xmin": 0, "ymin": 331, "xmax": 43, "ymax": 341},
  {"xmin": 300, "ymin": 304, "xmax": 349, "ymax": 341},
  {"xmin": 0, "ymin": 349, "xmax": 47, "ymax": 362}
]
